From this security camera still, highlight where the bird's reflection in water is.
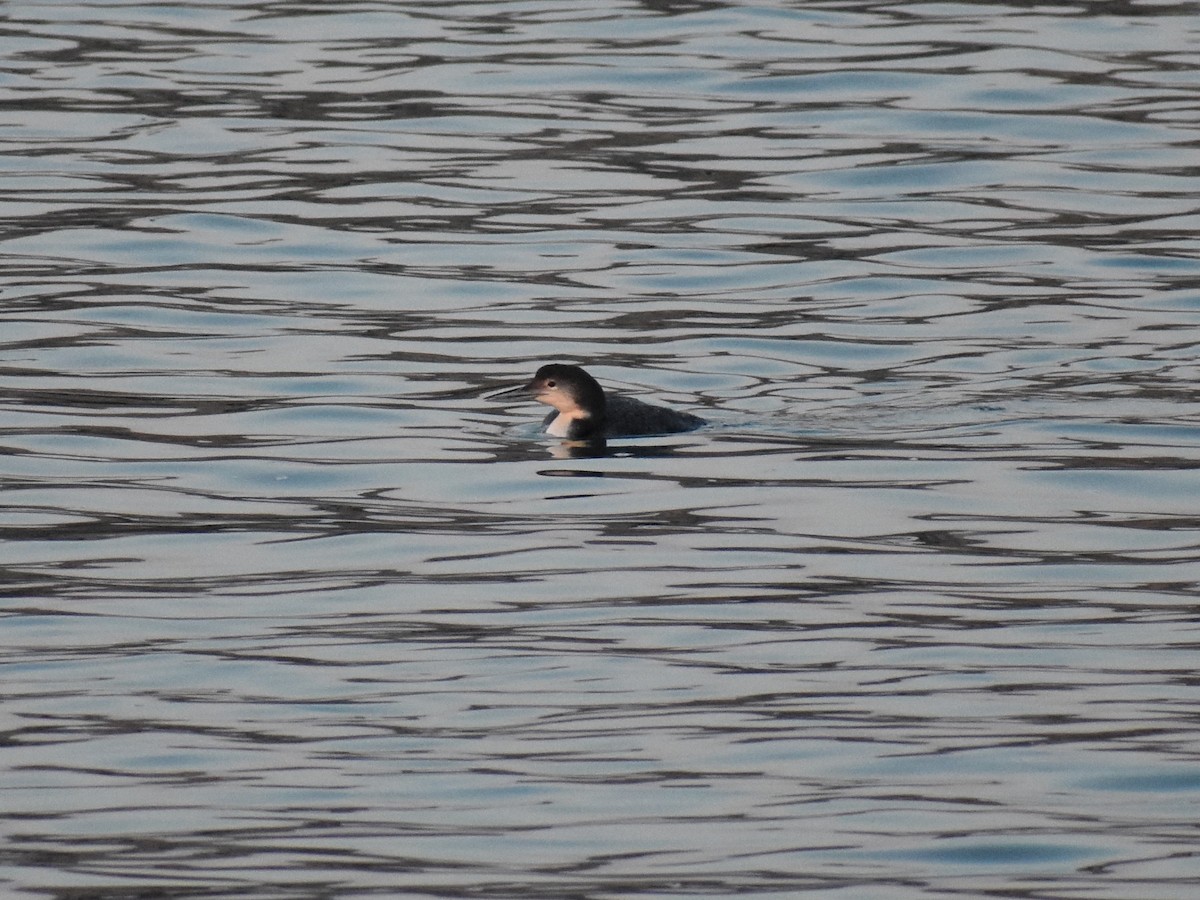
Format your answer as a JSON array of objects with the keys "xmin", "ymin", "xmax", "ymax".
[
  {"xmin": 546, "ymin": 439, "xmax": 704, "ymax": 460},
  {"xmin": 550, "ymin": 439, "xmax": 608, "ymax": 459}
]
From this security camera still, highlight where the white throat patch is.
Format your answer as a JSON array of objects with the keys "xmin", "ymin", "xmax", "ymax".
[{"xmin": 545, "ymin": 410, "xmax": 590, "ymax": 437}]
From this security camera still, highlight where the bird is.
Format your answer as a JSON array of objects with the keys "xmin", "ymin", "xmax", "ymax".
[{"xmin": 493, "ymin": 363, "xmax": 706, "ymax": 441}]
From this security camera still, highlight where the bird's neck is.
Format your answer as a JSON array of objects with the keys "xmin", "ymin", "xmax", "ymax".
[{"xmin": 546, "ymin": 409, "xmax": 600, "ymax": 438}]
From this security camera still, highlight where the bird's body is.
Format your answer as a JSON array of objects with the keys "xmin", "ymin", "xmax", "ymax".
[{"xmin": 496, "ymin": 364, "xmax": 705, "ymax": 441}]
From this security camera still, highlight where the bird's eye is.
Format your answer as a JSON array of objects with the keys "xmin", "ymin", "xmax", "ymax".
[{"xmin": 546, "ymin": 380, "xmax": 556, "ymax": 387}]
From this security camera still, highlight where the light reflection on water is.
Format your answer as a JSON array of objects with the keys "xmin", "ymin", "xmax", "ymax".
[{"xmin": 3, "ymin": 0, "xmax": 1200, "ymax": 897}]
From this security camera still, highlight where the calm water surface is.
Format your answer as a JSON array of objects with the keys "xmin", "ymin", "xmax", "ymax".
[{"xmin": 2, "ymin": 1, "xmax": 1199, "ymax": 898}]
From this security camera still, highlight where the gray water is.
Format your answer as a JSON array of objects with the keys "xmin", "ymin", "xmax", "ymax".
[{"xmin": 3, "ymin": 1, "xmax": 1200, "ymax": 898}]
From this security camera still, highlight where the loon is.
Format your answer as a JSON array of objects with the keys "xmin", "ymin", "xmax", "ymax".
[{"xmin": 494, "ymin": 363, "xmax": 706, "ymax": 441}]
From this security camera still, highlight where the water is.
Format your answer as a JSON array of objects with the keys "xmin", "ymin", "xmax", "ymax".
[{"xmin": 3, "ymin": 1, "xmax": 1199, "ymax": 897}]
